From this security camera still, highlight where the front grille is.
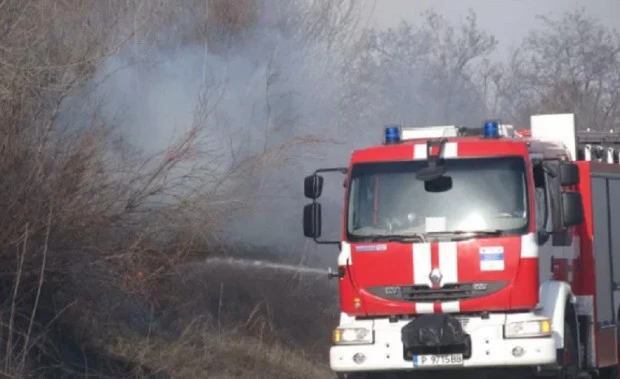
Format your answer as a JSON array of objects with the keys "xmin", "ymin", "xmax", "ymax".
[
  {"xmin": 366, "ymin": 281, "xmax": 507, "ymax": 303},
  {"xmin": 402, "ymin": 284, "xmax": 472, "ymax": 302}
]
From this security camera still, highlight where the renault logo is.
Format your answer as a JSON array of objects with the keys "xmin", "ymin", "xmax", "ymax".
[{"xmin": 429, "ymin": 268, "xmax": 443, "ymax": 286}]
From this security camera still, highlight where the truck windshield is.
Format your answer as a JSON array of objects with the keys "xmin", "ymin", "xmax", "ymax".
[{"xmin": 346, "ymin": 156, "xmax": 529, "ymax": 240}]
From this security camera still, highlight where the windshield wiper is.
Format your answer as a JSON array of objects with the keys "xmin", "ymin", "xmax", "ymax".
[
  {"xmin": 360, "ymin": 234, "xmax": 426, "ymax": 243},
  {"xmin": 457, "ymin": 230, "xmax": 504, "ymax": 236},
  {"xmin": 425, "ymin": 230, "xmax": 504, "ymax": 239}
]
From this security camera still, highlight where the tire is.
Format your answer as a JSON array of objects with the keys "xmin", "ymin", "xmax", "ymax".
[
  {"xmin": 597, "ymin": 366, "xmax": 618, "ymax": 379},
  {"xmin": 559, "ymin": 318, "xmax": 580, "ymax": 379}
]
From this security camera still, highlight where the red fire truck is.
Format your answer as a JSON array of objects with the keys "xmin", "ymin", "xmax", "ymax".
[{"xmin": 302, "ymin": 113, "xmax": 620, "ymax": 378}]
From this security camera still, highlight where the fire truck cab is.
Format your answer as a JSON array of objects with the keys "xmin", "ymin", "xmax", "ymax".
[{"xmin": 302, "ymin": 114, "xmax": 620, "ymax": 378}]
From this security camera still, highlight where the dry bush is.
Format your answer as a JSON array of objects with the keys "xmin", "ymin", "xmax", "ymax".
[
  {"xmin": 135, "ymin": 0, "xmax": 365, "ymax": 52},
  {"xmin": 207, "ymin": 0, "xmax": 260, "ymax": 36},
  {"xmin": 0, "ymin": 0, "xmax": 222, "ymax": 376},
  {"xmin": 0, "ymin": 0, "xmax": 365, "ymax": 377}
]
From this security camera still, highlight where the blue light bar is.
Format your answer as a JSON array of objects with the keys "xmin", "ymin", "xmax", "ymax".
[
  {"xmin": 384, "ymin": 125, "xmax": 402, "ymax": 144},
  {"xmin": 483, "ymin": 120, "xmax": 500, "ymax": 138}
]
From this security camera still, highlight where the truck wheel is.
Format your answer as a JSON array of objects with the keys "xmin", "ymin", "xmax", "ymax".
[
  {"xmin": 559, "ymin": 319, "xmax": 580, "ymax": 379},
  {"xmin": 596, "ymin": 366, "xmax": 618, "ymax": 379}
]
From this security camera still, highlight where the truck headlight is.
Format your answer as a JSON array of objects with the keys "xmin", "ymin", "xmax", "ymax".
[
  {"xmin": 504, "ymin": 319, "xmax": 551, "ymax": 339},
  {"xmin": 333, "ymin": 327, "xmax": 374, "ymax": 345}
]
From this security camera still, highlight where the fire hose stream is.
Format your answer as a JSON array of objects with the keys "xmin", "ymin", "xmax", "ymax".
[{"xmin": 203, "ymin": 256, "xmax": 328, "ymax": 275}]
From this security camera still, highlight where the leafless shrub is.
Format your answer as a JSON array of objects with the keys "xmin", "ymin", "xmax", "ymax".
[
  {"xmin": 0, "ymin": 0, "xmax": 367, "ymax": 376},
  {"xmin": 483, "ymin": 8, "xmax": 620, "ymax": 129},
  {"xmin": 343, "ymin": 9, "xmax": 496, "ymax": 132},
  {"xmin": 0, "ymin": 0, "xmax": 222, "ymax": 376}
]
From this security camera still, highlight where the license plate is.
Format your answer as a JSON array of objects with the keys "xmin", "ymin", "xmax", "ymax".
[{"xmin": 413, "ymin": 354, "xmax": 464, "ymax": 367}]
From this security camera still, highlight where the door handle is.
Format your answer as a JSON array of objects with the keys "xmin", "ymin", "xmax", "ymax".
[{"xmin": 550, "ymin": 255, "xmax": 554, "ymax": 273}]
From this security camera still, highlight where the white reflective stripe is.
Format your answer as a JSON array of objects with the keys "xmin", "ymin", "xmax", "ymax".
[
  {"xmin": 338, "ymin": 241, "xmax": 352, "ymax": 266},
  {"xmin": 443, "ymin": 142, "xmax": 458, "ymax": 158},
  {"xmin": 438, "ymin": 242, "xmax": 458, "ymax": 286},
  {"xmin": 413, "ymin": 243, "xmax": 432, "ymax": 287},
  {"xmin": 520, "ymin": 233, "xmax": 538, "ymax": 258},
  {"xmin": 414, "ymin": 243, "xmax": 434, "ymax": 313},
  {"xmin": 415, "ymin": 303, "xmax": 434, "ymax": 314},
  {"xmin": 413, "ymin": 142, "xmax": 458, "ymax": 160},
  {"xmin": 440, "ymin": 301, "xmax": 460, "ymax": 313},
  {"xmin": 439, "ymin": 242, "xmax": 460, "ymax": 313},
  {"xmin": 414, "ymin": 144, "xmax": 427, "ymax": 159}
]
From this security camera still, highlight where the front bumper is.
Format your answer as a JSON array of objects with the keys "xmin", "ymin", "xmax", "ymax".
[{"xmin": 330, "ymin": 312, "xmax": 556, "ymax": 373}]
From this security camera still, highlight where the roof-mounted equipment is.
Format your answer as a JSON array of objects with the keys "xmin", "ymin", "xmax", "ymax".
[
  {"xmin": 457, "ymin": 123, "xmax": 516, "ymax": 138},
  {"xmin": 576, "ymin": 129, "xmax": 620, "ymax": 163},
  {"xmin": 483, "ymin": 120, "xmax": 501, "ymax": 138},
  {"xmin": 531, "ymin": 113, "xmax": 577, "ymax": 160},
  {"xmin": 383, "ymin": 125, "xmax": 402, "ymax": 145},
  {"xmin": 401, "ymin": 125, "xmax": 461, "ymax": 140},
  {"xmin": 382, "ymin": 120, "xmax": 517, "ymax": 145}
]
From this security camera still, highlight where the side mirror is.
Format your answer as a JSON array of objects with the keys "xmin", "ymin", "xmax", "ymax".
[
  {"xmin": 304, "ymin": 174, "xmax": 324, "ymax": 199},
  {"xmin": 559, "ymin": 162, "xmax": 579, "ymax": 186},
  {"xmin": 561, "ymin": 191, "xmax": 584, "ymax": 227},
  {"xmin": 303, "ymin": 203, "xmax": 322, "ymax": 238}
]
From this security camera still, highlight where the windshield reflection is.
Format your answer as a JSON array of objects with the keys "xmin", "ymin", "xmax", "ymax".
[{"xmin": 346, "ymin": 156, "xmax": 529, "ymax": 241}]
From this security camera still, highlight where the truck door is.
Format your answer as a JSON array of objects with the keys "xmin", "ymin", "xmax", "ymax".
[
  {"xmin": 591, "ymin": 174, "xmax": 619, "ymax": 367},
  {"xmin": 606, "ymin": 179, "xmax": 620, "ymax": 324},
  {"xmin": 534, "ymin": 159, "xmax": 575, "ymax": 282},
  {"xmin": 591, "ymin": 176, "xmax": 614, "ymax": 325}
]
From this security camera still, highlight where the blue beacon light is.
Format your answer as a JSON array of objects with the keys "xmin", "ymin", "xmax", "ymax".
[
  {"xmin": 384, "ymin": 125, "xmax": 401, "ymax": 144},
  {"xmin": 483, "ymin": 120, "xmax": 500, "ymax": 138}
]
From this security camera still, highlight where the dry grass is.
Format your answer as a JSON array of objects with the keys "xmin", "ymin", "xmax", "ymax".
[
  {"xmin": 72, "ymin": 237, "xmax": 340, "ymax": 378},
  {"xmin": 164, "ymin": 259, "xmax": 338, "ymax": 352},
  {"xmin": 45, "ymin": 259, "xmax": 338, "ymax": 378},
  {"xmin": 102, "ymin": 326, "xmax": 334, "ymax": 379}
]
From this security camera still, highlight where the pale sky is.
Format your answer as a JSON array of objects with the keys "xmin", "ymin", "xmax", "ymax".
[{"xmin": 365, "ymin": 0, "xmax": 620, "ymax": 55}]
